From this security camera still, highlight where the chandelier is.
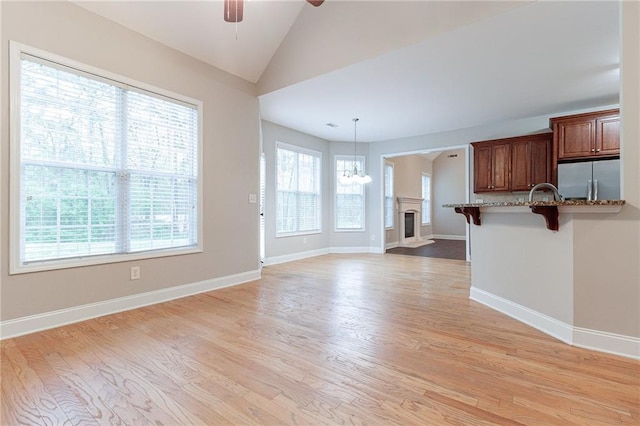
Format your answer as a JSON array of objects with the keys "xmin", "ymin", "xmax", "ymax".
[{"xmin": 340, "ymin": 118, "xmax": 372, "ymax": 185}]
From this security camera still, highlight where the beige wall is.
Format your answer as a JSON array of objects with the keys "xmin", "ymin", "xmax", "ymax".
[
  {"xmin": 471, "ymin": 212, "xmax": 575, "ymax": 325},
  {"xmin": 1, "ymin": 2, "xmax": 261, "ymax": 321},
  {"xmin": 432, "ymin": 149, "xmax": 467, "ymax": 238}
]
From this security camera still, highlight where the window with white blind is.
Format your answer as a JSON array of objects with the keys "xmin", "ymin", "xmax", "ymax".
[
  {"xmin": 276, "ymin": 142, "xmax": 321, "ymax": 236},
  {"xmin": 10, "ymin": 42, "xmax": 202, "ymax": 273},
  {"xmin": 384, "ymin": 162, "xmax": 394, "ymax": 229},
  {"xmin": 422, "ymin": 173, "xmax": 431, "ymax": 225},
  {"xmin": 335, "ymin": 155, "xmax": 365, "ymax": 231}
]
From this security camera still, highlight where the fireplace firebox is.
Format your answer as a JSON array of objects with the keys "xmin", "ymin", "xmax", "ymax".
[{"xmin": 404, "ymin": 212, "xmax": 415, "ymax": 238}]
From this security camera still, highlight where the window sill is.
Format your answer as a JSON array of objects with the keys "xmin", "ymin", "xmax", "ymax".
[
  {"xmin": 275, "ymin": 230, "xmax": 322, "ymax": 239},
  {"xmin": 11, "ymin": 246, "xmax": 202, "ymax": 275}
]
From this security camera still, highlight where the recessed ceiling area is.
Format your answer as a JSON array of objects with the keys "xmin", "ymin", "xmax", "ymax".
[{"xmin": 72, "ymin": 1, "xmax": 620, "ymax": 143}]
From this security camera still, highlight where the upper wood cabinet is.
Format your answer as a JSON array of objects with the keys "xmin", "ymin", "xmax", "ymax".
[
  {"xmin": 472, "ymin": 140, "xmax": 511, "ymax": 193},
  {"xmin": 511, "ymin": 134, "xmax": 552, "ymax": 192},
  {"xmin": 472, "ymin": 133, "xmax": 552, "ymax": 193},
  {"xmin": 551, "ymin": 109, "xmax": 620, "ymax": 161}
]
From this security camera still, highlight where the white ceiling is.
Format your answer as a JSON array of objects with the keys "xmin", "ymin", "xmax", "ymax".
[{"xmin": 73, "ymin": 1, "xmax": 620, "ymax": 143}]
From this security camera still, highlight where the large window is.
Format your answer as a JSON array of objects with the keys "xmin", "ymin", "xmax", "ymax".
[
  {"xmin": 276, "ymin": 142, "xmax": 321, "ymax": 236},
  {"xmin": 422, "ymin": 173, "xmax": 431, "ymax": 225},
  {"xmin": 10, "ymin": 43, "xmax": 202, "ymax": 273},
  {"xmin": 335, "ymin": 155, "xmax": 365, "ymax": 231},
  {"xmin": 384, "ymin": 161, "xmax": 394, "ymax": 229}
]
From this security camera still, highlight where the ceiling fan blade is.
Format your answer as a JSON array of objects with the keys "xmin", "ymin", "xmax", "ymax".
[
  {"xmin": 307, "ymin": 0, "xmax": 325, "ymax": 7},
  {"xmin": 224, "ymin": 0, "xmax": 243, "ymax": 23}
]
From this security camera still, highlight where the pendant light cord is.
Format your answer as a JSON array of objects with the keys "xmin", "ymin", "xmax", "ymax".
[{"xmin": 353, "ymin": 118, "xmax": 359, "ymax": 174}]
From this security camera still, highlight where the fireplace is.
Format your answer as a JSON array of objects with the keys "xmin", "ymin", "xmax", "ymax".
[
  {"xmin": 396, "ymin": 196, "xmax": 433, "ymax": 248},
  {"xmin": 404, "ymin": 212, "xmax": 415, "ymax": 238}
]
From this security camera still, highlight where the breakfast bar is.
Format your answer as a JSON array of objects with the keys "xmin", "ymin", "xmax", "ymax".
[
  {"xmin": 443, "ymin": 199, "xmax": 627, "ymax": 348},
  {"xmin": 445, "ymin": 199, "xmax": 625, "ymax": 230}
]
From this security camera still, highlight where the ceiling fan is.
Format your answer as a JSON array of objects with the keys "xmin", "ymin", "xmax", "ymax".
[{"xmin": 224, "ymin": 0, "xmax": 324, "ymax": 23}]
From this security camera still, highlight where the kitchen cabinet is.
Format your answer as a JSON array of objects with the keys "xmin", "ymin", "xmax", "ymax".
[
  {"xmin": 551, "ymin": 109, "xmax": 620, "ymax": 161},
  {"xmin": 472, "ymin": 133, "xmax": 552, "ymax": 193},
  {"xmin": 510, "ymin": 134, "xmax": 552, "ymax": 192},
  {"xmin": 472, "ymin": 141, "xmax": 510, "ymax": 193}
]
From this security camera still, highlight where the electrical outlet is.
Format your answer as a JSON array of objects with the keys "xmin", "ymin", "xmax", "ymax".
[
  {"xmin": 518, "ymin": 197, "xmax": 525, "ymax": 202},
  {"xmin": 248, "ymin": 193, "xmax": 257, "ymax": 204},
  {"xmin": 130, "ymin": 266, "xmax": 140, "ymax": 280},
  {"xmin": 543, "ymin": 196, "xmax": 549, "ymax": 202},
  {"xmin": 303, "ymin": 237, "xmax": 307, "ymax": 244},
  {"xmin": 476, "ymin": 199, "xmax": 484, "ymax": 204},
  {"xmin": 370, "ymin": 234, "xmax": 375, "ymax": 241}
]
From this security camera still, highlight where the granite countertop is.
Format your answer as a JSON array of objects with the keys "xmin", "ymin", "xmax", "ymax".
[{"xmin": 443, "ymin": 200, "xmax": 626, "ymax": 208}]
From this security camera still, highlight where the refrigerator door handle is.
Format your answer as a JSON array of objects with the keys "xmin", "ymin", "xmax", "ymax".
[
  {"xmin": 593, "ymin": 179, "xmax": 598, "ymax": 201},
  {"xmin": 587, "ymin": 179, "xmax": 593, "ymax": 201}
]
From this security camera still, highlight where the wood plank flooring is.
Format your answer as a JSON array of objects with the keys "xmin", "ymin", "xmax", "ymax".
[
  {"xmin": 386, "ymin": 239, "xmax": 467, "ymax": 260},
  {"xmin": 2, "ymin": 254, "xmax": 639, "ymax": 425}
]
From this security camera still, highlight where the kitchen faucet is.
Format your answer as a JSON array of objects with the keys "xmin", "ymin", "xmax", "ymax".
[{"xmin": 528, "ymin": 183, "xmax": 565, "ymax": 202}]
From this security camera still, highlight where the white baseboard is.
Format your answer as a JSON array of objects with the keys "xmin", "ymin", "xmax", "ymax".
[
  {"xmin": 470, "ymin": 287, "xmax": 573, "ymax": 344},
  {"xmin": 573, "ymin": 327, "xmax": 640, "ymax": 359},
  {"xmin": 263, "ymin": 248, "xmax": 330, "ymax": 266},
  {"xmin": 431, "ymin": 234, "xmax": 466, "ymax": 241},
  {"xmin": 0, "ymin": 269, "xmax": 261, "ymax": 340},
  {"xmin": 470, "ymin": 286, "xmax": 639, "ymax": 360}
]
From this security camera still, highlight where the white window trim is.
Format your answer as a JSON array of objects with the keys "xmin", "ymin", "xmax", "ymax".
[
  {"xmin": 334, "ymin": 154, "xmax": 366, "ymax": 233},
  {"xmin": 275, "ymin": 141, "xmax": 322, "ymax": 238},
  {"xmin": 9, "ymin": 41, "xmax": 204, "ymax": 274},
  {"xmin": 422, "ymin": 172, "xmax": 432, "ymax": 226},
  {"xmin": 384, "ymin": 161, "xmax": 395, "ymax": 230}
]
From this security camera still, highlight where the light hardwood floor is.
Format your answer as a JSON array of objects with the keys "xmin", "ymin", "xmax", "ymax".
[{"xmin": 2, "ymin": 254, "xmax": 638, "ymax": 425}]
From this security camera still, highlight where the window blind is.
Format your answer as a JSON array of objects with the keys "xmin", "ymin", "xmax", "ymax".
[
  {"xmin": 276, "ymin": 144, "xmax": 321, "ymax": 235},
  {"xmin": 335, "ymin": 156, "xmax": 365, "ymax": 230},
  {"xmin": 17, "ymin": 53, "xmax": 199, "ymax": 266},
  {"xmin": 384, "ymin": 163, "xmax": 394, "ymax": 229},
  {"xmin": 422, "ymin": 174, "xmax": 431, "ymax": 224}
]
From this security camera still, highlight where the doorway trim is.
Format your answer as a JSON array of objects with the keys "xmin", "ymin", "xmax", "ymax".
[{"xmin": 380, "ymin": 144, "xmax": 471, "ymax": 261}]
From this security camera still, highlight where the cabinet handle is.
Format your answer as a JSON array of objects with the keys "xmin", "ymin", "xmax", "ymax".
[
  {"xmin": 591, "ymin": 148, "xmax": 596, "ymax": 152},
  {"xmin": 596, "ymin": 149, "xmax": 601, "ymax": 152}
]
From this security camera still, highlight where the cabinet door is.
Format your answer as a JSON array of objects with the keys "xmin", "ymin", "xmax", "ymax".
[
  {"xmin": 510, "ymin": 140, "xmax": 530, "ymax": 192},
  {"xmin": 473, "ymin": 145, "xmax": 493, "ymax": 193},
  {"xmin": 596, "ymin": 116, "xmax": 620, "ymax": 156},
  {"xmin": 491, "ymin": 143, "xmax": 510, "ymax": 192},
  {"xmin": 557, "ymin": 120, "xmax": 594, "ymax": 159},
  {"xmin": 530, "ymin": 137, "xmax": 552, "ymax": 187}
]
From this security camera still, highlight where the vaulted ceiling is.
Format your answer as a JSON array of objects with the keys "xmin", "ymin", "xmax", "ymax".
[{"xmin": 73, "ymin": 1, "xmax": 620, "ymax": 142}]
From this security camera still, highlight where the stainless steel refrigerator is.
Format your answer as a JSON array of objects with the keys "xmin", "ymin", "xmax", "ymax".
[{"xmin": 557, "ymin": 159, "xmax": 621, "ymax": 200}]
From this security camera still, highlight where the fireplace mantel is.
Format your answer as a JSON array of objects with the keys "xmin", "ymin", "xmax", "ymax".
[{"xmin": 397, "ymin": 196, "xmax": 423, "ymax": 212}]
